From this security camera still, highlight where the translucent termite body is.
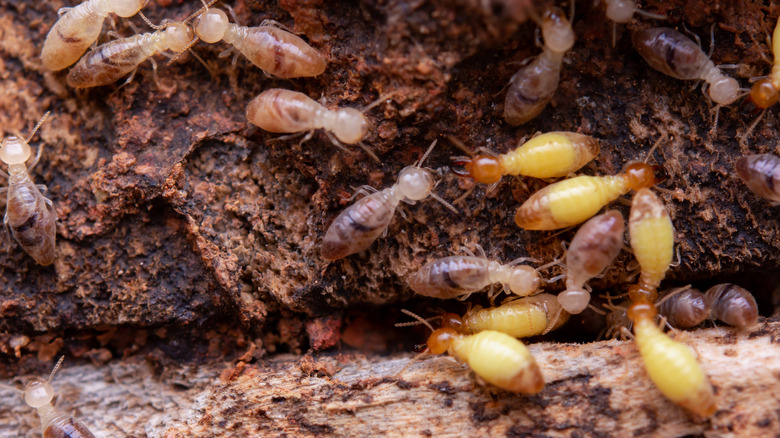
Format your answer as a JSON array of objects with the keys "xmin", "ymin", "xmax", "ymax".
[
  {"xmin": 627, "ymin": 188, "xmax": 674, "ymax": 303},
  {"xmin": 603, "ymin": 0, "xmax": 665, "ymax": 23},
  {"xmin": 557, "ymin": 210, "xmax": 625, "ymax": 314},
  {"xmin": 734, "ymin": 153, "xmax": 780, "ymax": 203},
  {"xmin": 246, "ymin": 89, "xmax": 368, "ymax": 145},
  {"xmin": 194, "ymin": 8, "xmax": 326, "ymax": 78},
  {"xmin": 66, "ymin": 22, "xmax": 194, "ymax": 88},
  {"xmin": 41, "ymin": 0, "xmax": 149, "ymax": 71},
  {"xmin": 321, "ymin": 140, "xmax": 455, "ymax": 260},
  {"xmin": 2, "ymin": 357, "xmax": 96, "ymax": 438},
  {"xmin": 456, "ymin": 294, "xmax": 569, "ymax": 338},
  {"xmin": 1, "ymin": 113, "xmax": 56, "ymax": 266},
  {"xmin": 407, "ymin": 255, "xmax": 541, "ymax": 300},
  {"xmin": 427, "ymin": 328, "xmax": 544, "ymax": 393},
  {"xmin": 514, "ymin": 162, "xmax": 662, "ymax": 230},
  {"xmin": 452, "ymin": 132, "xmax": 600, "ymax": 183},
  {"xmin": 704, "ymin": 284, "xmax": 759, "ymax": 329},
  {"xmin": 656, "ymin": 286, "xmax": 709, "ymax": 329},
  {"xmin": 628, "ymin": 302, "xmax": 716, "ymax": 417},
  {"xmin": 632, "ymin": 27, "xmax": 740, "ymax": 105},
  {"xmin": 747, "ymin": 17, "xmax": 780, "ymax": 111},
  {"xmin": 503, "ymin": 7, "xmax": 574, "ymax": 125}
]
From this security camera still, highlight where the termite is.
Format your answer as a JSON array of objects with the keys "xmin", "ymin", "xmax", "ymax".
[
  {"xmin": 455, "ymin": 294, "xmax": 569, "ymax": 338},
  {"xmin": 514, "ymin": 162, "xmax": 663, "ymax": 230},
  {"xmin": 321, "ymin": 140, "xmax": 457, "ymax": 260},
  {"xmin": 704, "ymin": 283, "xmax": 759, "ymax": 329},
  {"xmin": 406, "ymin": 245, "xmax": 547, "ymax": 299},
  {"xmin": 503, "ymin": 6, "xmax": 574, "ymax": 125},
  {"xmin": 601, "ymin": 0, "xmax": 666, "ymax": 47},
  {"xmin": 246, "ymin": 88, "xmax": 379, "ymax": 161},
  {"xmin": 193, "ymin": 6, "xmax": 326, "ymax": 78},
  {"xmin": 41, "ymin": 0, "xmax": 149, "ymax": 71},
  {"xmin": 1, "ymin": 112, "xmax": 56, "ymax": 266},
  {"xmin": 0, "ymin": 357, "xmax": 96, "ymax": 437},
  {"xmin": 402, "ymin": 311, "xmax": 544, "ymax": 394},
  {"xmin": 743, "ymin": 16, "xmax": 780, "ymax": 137},
  {"xmin": 557, "ymin": 210, "xmax": 625, "ymax": 314},
  {"xmin": 734, "ymin": 153, "xmax": 780, "ymax": 203},
  {"xmin": 627, "ymin": 188, "xmax": 674, "ymax": 303},
  {"xmin": 656, "ymin": 285, "xmax": 709, "ymax": 329},
  {"xmin": 632, "ymin": 27, "xmax": 740, "ymax": 105},
  {"xmin": 450, "ymin": 132, "xmax": 600, "ymax": 184},
  {"xmin": 66, "ymin": 18, "xmax": 195, "ymax": 88},
  {"xmin": 627, "ymin": 301, "xmax": 716, "ymax": 417}
]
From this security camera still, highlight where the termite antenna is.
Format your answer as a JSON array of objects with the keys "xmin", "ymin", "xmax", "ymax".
[
  {"xmin": 362, "ymin": 91, "xmax": 396, "ymax": 113},
  {"xmin": 429, "ymin": 191, "xmax": 459, "ymax": 214},
  {"xmin": 445, "ymin": 135, "xmax": 474, "ymax": 155},
  {"xmin": 26, "ymin": 111, "xmax": 51, "ymax": 144},
  {"xmin": 399, "ymin": 309, "xmax": 435, "ymax": 332},
  {"xmin": 416, "ymin": 139, "xmax": 438, "ymax": 168},
  {"xmin": 0, "ymin": 382, "xmax": 24, "ymax": 395},
  {"xmin": 47, "ymin": 356, "xmax": 65, "ymax": 384},
  {"xmin": 138, "ymin": 12, "xmax": 167, "ymax": 30}
]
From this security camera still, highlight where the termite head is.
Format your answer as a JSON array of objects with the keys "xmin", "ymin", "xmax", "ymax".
[
  {"xmin": 508, "ymin": 265, "xmax": 539, "ymax": 296},
  {"xmin": 748, "ymin": 79, "xmax": 779, "ymax": 110},
  {"xmin": 427, "ymin": 328, "xmax": 458, "ymax": 354},
  {"xmin": 0, "ymin": 136, "xmax": 32, "ymax": 165},
  {"xmin": 195, "ymin": 8, "xmax": 229, "ymax": 43},
  {"xmin": 627, "ymin": 301, "xmax": 657, "ymax": 323},
  {"xmin": 113, "ymin": 0, "xmax": 150, "ymax": 18},
  {"xmin": 541, "ymin": 7, "xmax": 574, "ymax": 53},
  {"xmin": 623, "ymin": 162, "xmax": 666, "ymax": 190},
  {"xmin": 605, "ymin": 0, "xmax": 635, "ymax": 23},
  {"xmin": 557, "ymin": 289, "xmax": 591, "ymax": 314},
  {"xmin": 397, "ymin": 167, "xmax": 433, "ymax": 201},
  {"xmin": 709, "ymin": 77, "xmax": 740, "ymax": 106},
  {"xmin": 23, "ymin": 378, "xmax": 54, "ymax": 408},
  {"xmin": 165, "ymin": 23, "xmax": 194, "ymax": 52},
  {"xmin": 452, "ymin": 155, "xmax": 502, "ymax": 184},
  {"xmin": 333, "ymin": 108, "xmax": 368, "ymax": 145},
  {"xmin": 440, "ymin": 313, "xmax": 465, "ymax": 332}
]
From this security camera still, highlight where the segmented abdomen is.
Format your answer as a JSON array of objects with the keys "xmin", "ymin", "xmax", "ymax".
[
  {"xmin": 44, "ymin": 413, "xmax": 96, "ymax": 438},
  {"xmin": 67, "ymin": 33, "xmax": 156, "ymax": 88},
  {"xmin": 407, "ymin": 256, "xmax": 490, "ymax": 299},
  {"xmin": 7, "ymin": 176, "xmax": 56, "ymax": 266},
  {"xmin": 503, "ymin": 50, "xmax": 561, "ymax": 125},
  {"xmin": 246, "ymin": 89, "xmax": 320, "ymax": 133},
  {"xmin": 41, "ymin": 0, "xmax": 105, "ymax": 71},
  {"xmin": 321, "ymin": 190, "xmax": 396, "ymax": 260},
  {"xmin": 225, "ymin": 25, "xmax": 326, "ymax": 78}
]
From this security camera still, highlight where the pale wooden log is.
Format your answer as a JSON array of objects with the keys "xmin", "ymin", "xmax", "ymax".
[{"xmin": 1, "ymin": 321, "xmax": 776, "ymax": 437}]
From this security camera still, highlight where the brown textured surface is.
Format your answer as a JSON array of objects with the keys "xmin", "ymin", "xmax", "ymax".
[{"xmin": 0, "ymin": 0, "xmax": 778, "ymax": 436}]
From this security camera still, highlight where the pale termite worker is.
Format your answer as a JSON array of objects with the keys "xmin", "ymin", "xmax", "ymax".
[
  {"xmin": 321, "ymin": 140, "xmax": 457, "ymax": 260},
  {"xmin": 514, "ymin": 162, "xmax": 663, "ymax": 230},
  {"xmin": 627, "ymin": 188, "xmax": 674, "ymax": 303},
  {"xmin": 704, "ymin": 283, "xmax": 759, "ymax": 329},
  {"xmin": 66, "ymin": 19, "xmax": 195, "ymax": 88},
  {"xmin": 734, "ymin": 153, "xmax": 780, "ymax": 203},
  {"xmin": 407, "ymin": 253, "xmax": 543, "ymax": 300},
  {"xmin": 41, "ymin": 0, "xmax": 150, "ymax": 71},
  {"xmin": 557, "ymin": 210, "xmax": 625, "ymax": 314},
  {"xmin": 0, "ymin": 112, "xmax": 56, "ymax": 266},
  {"xmin": 400, "ymin": 311, "xmax": 545, "ymax": 394},
  {"xmin": 0, "ymin": 357, "xmax": 96, "ymax": 437},
  {"xmin": 246, "ymin": 88, "xmax": 378, "ymax": 161},
  {"xmin": 656, "ymin": 285, "xmax": 709, "ymax": 329},
  {"xmin": 193, "ymin": 6, "xmax": 326, "ymax": 78},
  {"xmin": 503, "ymin": 6, "xmax": 574, "ymax": 125},
  {"xmin": 632, "ymin": 27, "xmax": 740, "ymax": 105},
  {"xmin": 453, "ymin": 293, "xmax": 569, "ymax": 338},
  {"xmin": 450, "ymin": 131, "xmax": 600, "ymax": 185},
  {"xmin": 628, "ymin": 301, "xmax": 716, "ymax": 417}
]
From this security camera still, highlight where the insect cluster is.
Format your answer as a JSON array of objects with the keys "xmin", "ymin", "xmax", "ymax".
[{"xmin": 0, "ymin": 0, "xmax": 777, "ymax": 434}]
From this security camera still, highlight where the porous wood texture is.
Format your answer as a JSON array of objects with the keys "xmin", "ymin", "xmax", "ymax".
[{"xmin": 0, "ymin": 0, "xmax": 778, "ymax": 436}]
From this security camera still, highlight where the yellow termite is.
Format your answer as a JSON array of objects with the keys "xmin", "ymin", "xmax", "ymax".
[
  {"xmin": 744, "ymin": 16, "xmax": 780, "ymax": 136},
  {"xmin": 514, "ymin": 162, "xmax": 663, "ymax": 230},
  {"xmin": 453, "ymin": 294, "xmax": 569, "ymax": 338},
  {"xmin": 627, "ymin": 188, "xmax": 674, "ymax": 303},
  {"xmin": 628, "ymin": 302, "xmax": 716, "ymax": 417},
  {"xmin": 503, "ymin": 7, "xmax": 574, "ymax": 125},
  {"xmin": 0, "ymin": 112, "xmax": 56, "ymax": 266},
  {"xmin": 424, "ymin": 325, "xmax": 544, "ymax": 394},
  {"xmin": 0, "ymin": 357, "xmax": 96, "ymax": 437},
  {"xmin": 193, "ymin": 6, "xmax": 326, "ymax": 78},
  {"xmin": 557, "ymin": 210, "xmax": 624, "ymax": 314},
  {"xmin": 450, "ymin": 132, "xmax": 600, "ymax": 184},
  {"xmin": 41, "ymin": 0, "xmax": 149, "ymax": 71},
  {"xmin": 66, "ymin": 19, "xmax": 195, "ymax": 88}
]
